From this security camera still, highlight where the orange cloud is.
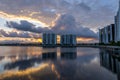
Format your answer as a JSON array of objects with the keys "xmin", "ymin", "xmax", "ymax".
[
  {"xmin": 77, "ymin": 37, "xmax": 98, "ymax": 43},
  {"xmin": 0, "ymin": 11, "xmax": 49, "ymax": 27},
  {"xmin": 0, "ymin": 37, "xmax": 42, "ymax": 43},
  {"xmin": 0, "ymin": 63, "xmax": 60, "ymax": 80}
]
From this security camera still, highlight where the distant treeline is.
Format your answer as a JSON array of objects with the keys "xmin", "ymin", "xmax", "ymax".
[{"xmin": 0, "ymin": 43, "xmax": 99, "ymax": 47}]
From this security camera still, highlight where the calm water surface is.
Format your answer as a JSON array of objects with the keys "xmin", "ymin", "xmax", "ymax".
[{"xmin": 0, "ymin": 46, "xmax": 119, "ymax": 80}]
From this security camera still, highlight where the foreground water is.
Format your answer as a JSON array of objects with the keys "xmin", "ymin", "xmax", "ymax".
[{"xmin": 0, "ymin": 46, "xmax": 119, "ymax": 80}]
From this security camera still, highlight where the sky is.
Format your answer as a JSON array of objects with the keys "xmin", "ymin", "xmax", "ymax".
[{"xmin": 0, "ymin": 0, "xmax": 119, "ymax": 43}]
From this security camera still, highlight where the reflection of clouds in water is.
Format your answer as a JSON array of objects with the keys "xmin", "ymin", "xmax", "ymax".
[
  {"xmin": 0, "ymin": 57, "xmax": 11, "ymax": 73},
  {"xmin": 90, "ymin": 57, "xmax": 99, "ymax": 64},
  {"xmin": 54, "ymin": 60, "xmax": 77, "ymax": 80},
  {"xmin": 0, "ymin": 47, "xmax": 43, "ymax": 72},
  {"xmin": 77, "ymin": 48, "xmax": 99, "ymax": 56},
  {"xmin": 82, "ymin": 56, "xmax": 99, "ymax": 67},
  {"xmin": 73, "ymin": 48, "xmax": 116, "ymax": 80},
  {"xmin": 0, "ymin": 47, "xmax": 118, "ymax": 80},
  {"xmin": 76, "ymin": 48, "xmax": 100, "ymax": 67},
  {"xmin": 0, "ymin": 46, "xmax": 42, "ymax": 57},
  {"xmin": 4, "ymin": 56, "xmax": 42, "ymax": 70},
  {"xmin": 0, "ymin": 63, "xmax": 59, "ymax": 80},
  {"xmin": 75, "ymin": 58, "xmax": 116, "ymax": 80}
]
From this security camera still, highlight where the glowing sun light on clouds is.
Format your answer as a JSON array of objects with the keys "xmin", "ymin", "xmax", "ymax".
[{"xmin": 0, "ymin": 11, "xmax": 49, "ymax": 27}]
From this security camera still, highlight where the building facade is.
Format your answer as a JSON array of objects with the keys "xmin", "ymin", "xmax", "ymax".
[
  {"xmin": 42, "ymin": 33, "xmax": 57, "ymax": 46},
  {"xmin": 99, "ymin": 0, "xmax": 120, "ymax": 44},
  {"xmin": 115, "ymin": 0, "xmax": 120, "ymax": 42},
  {"xmin": 60, "ymin": 34, "xmax": 76, "ymax": 46},
  {"xmin": 110, "ymin": 24, "xmax": 115, "ymax": 42},
  {"xmin": 99, "ymin": 24, "xmax": 115, "ymax": 44}
]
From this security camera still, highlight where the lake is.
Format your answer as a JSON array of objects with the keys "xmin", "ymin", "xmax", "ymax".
[{"xmin": 0, "ymin": 46, "xmax": 119, "ymax": 80}]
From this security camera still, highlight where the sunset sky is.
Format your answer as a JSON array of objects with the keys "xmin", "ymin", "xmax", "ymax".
[{"xmin": 0, "ymin": 0, "xmax": 119, "ymax": 43}]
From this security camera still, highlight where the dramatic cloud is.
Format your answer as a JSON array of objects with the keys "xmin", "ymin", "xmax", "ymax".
[
  {"xmin": 6, "ymin": 20, "xmax": 50, "ymax": 33},
  {"xmin": 0, "ymin": 29, "xmax": 41, "ymax": 38},
  {"xmin": 6, "ymin": 14, "xmax": 97, "ymax": 38},
  {"xmin": 52, "ymin": 14, "xmax": 97, "ymax": 38},
  {"xmin": 0, "ymin": 29, "xmax": 42, "ymax": 44},
  {"xmin": 0, "ymin": 0, "xmax": 118, "ymax": 43},
  {"xmin": 0, "ymin": 0, "xmax": 118, "ymax": 30}
]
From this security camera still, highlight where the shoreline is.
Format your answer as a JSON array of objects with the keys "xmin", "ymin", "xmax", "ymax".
[{"xmin": 0, "ymin": 44, "xmax": 120, "ymax": 49}]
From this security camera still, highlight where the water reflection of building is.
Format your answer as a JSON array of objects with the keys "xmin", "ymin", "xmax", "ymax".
[
  {"xmin": 99, "ymin": 49, "xmax": 120, "ymax": 80},
  {"xmin": 42, "ymin": 52, "xmax": 57, "ymax": 60},
  {"xmin": 117, "ymin": 57, "xmax": 120, "ymax": 80},
  {"xmin": 54, "ymin": 48, "xmax": 77, "ymax": 80},
  {"xmin": 60, "ymin": 48, "xmax": 77, "ymax": 59},
  {"xmin": 42, "ymin": 48, "xmax": 57, "ymax": 60},
  {"xmin": 4, "ymin": 47, "xmax": 77, "ymax": 71}
]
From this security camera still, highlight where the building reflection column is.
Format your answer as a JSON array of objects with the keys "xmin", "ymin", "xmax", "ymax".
[
  {"xmin": 42, "ymin": 48, "xmax": 57, "ymax": 60},
  {"xmin": 117, "ymin": 58, "xmax": 120, "ymax": 80},
  {"xmin": 99, "ymin": 48, "xmax": 120, "ymax": 80},
  {"xmin": 60, "ymin": 48, "xmax": 77, "ymax": 60},
  {"xmin": 57, "ymin": 47, "xmax": 77, "ymax": 80}
]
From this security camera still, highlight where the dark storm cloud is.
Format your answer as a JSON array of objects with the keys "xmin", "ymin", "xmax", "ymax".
[
  {"xmin": 0, "ymin": 29, "xmax": 41, "ymax": 38},
  {"xmin": 7, "ymin": 21, "xmax": 35, "ymax": 31},
  {"xmin": 6, "ymin": 14, "xmax": 98, "ymax": 38},
  {"xmin": 6, "ymin": 20, "xmax": 50, "ymax": 33},
  {"xmin": 52, "ymin": 14, "xmax": 97, "ymax": 38}
]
